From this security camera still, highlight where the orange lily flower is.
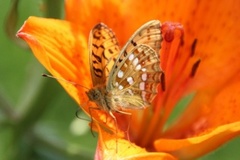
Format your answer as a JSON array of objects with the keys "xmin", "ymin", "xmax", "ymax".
[{"xmin": 17, "ymin": 0, "xmax": 240, "ymax": 159}]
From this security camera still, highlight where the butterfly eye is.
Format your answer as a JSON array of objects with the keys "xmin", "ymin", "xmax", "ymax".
[{"xmin": 93, "ymin": 90, "xmax": 100, "ymax": 100}]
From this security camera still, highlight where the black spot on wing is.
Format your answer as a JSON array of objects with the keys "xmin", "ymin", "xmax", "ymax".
[
  {"xmin": 131, "ymin": 40, "xmax": 137, "ymax": 46},
  {"xmin": 92, "ymin": 51, "xmax": 102, "ymax": 63},
  {"xmin": 93, "ymin": 66, "xmax": 103, "ymax": 78}
]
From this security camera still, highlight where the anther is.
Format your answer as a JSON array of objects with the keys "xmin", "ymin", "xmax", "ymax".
[
  {"xmin": 190, "ymin": 39, "xmax": 198, "ymax": 57},
  {"xmin": 160, "ymin": 72, "xmax": 166, "ymax": 91},
  {"xmin": 190, "ymin": 59, "xmax": 201, "ymax": 77}
]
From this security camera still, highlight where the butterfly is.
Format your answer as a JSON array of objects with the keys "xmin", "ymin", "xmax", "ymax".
[{"xmin": 86, "ymin": 20, "xmax": 163, "ymax": 130}]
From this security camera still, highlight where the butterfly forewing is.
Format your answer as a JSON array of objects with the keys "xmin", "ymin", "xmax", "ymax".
[
  {"xmin": 107, "ymin": 20, "xmax": 162, "ymax": 109},
  {"xmin": 89, "ymin": 23, "xmax": 120, "ymax": 86}
]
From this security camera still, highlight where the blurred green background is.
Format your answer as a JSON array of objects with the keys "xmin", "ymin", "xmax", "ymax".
[
  {"xmin": 0, "ymin": 0, "xmax": 239, "ymax": 160},
  {"xmin": 0, "ymin": 1, "xmax": 96, "ymax": 160}
]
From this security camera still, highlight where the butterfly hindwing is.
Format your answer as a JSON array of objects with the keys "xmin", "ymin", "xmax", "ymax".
[{"xmin": 107, "ymin": 20, "xmax": 162, "ymax": 108}]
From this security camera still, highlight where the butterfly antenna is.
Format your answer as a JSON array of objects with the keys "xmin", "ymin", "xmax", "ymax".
[
  {"xmin": 42, "ymin": 74, "xmax": 90, "ymax": 90},
  {"xmin": 75, "ymin": 107, "xmax": 96, "ymax": 137}
]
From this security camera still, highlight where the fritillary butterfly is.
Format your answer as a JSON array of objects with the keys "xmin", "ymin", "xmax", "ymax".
[{"xmin": 86, "ymin": 20, "xmax": 163, "ymax": 132}]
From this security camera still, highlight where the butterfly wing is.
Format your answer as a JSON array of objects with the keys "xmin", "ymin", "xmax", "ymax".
[
  {"xmin": 89, "ymin": 23, "xmax": 120, "ymax": 87},
  {"xmin": 107, "ymin": 20, "xmax": 162, "ymax": 109}
]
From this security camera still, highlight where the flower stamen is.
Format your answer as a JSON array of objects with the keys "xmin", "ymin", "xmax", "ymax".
[
  {"xmin": 190, "ymin": 59, "xmax": 201, "ymax": 77},
  {"xmin": 190, "ymin": 39, "xmax": 198, "ymax": 57}
]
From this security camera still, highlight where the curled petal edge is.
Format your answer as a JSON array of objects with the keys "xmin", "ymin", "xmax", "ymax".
[{"xmin": 154, "ymin": 121, "xmax": 240, "ymax": 159}]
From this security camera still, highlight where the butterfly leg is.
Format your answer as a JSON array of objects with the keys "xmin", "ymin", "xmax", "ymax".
[
  {"xmin": 108, "ymin": 110, "xmax": 119, "ymax": 153},
  {"xmin": 75, "ymin": 108, "xmax": 91, "ymax": 121},
  {"xmin": 116, "ymin": 110, "xmax": 133, "ymax": 143},
  {"xmin": 88, "ymin": 106, "xmax": 101, "ymax": 137}
]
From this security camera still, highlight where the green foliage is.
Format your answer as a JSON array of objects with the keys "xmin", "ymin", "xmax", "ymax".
[{"xmin": 0, "ymin": 1, "xmax": 96, "ymax": 160}]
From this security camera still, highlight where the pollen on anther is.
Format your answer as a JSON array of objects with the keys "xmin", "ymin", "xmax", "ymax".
[{"xmin": 117, "ymin": 70, "xmax": 124, "ymax": 78}]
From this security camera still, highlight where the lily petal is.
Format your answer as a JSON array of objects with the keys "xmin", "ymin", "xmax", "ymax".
[
  {"xmin": 17, "ymin": 16, "xmax": 124, "ymax": 134},
  {"xmin": 17, "ymin": 0, "xmax": 240, "ymax": 159},
  {"xmin": 156, "ymin": 75, "xmax": 240, "ymax": 159},
  {"xmin": 155, "ymin": 122, "xmax": 240, "ymax": 159},
  {"xmin": 135, "ymin": 0, "xmax": 240, "ymax": 153},
  {"xmin": 17, "ymin": 16, "xmax": 90, "ymax": 110},
  {"xmin": 65, "ymin": 0, "xmax": 127, "ymax": 46},
  {"xmin": 163, "ymin": 74, "xmax": 240, "ymax": 138},
  {"xmin": 95, "ymin": 123, "xmax": 177, "ymax": 160}
]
